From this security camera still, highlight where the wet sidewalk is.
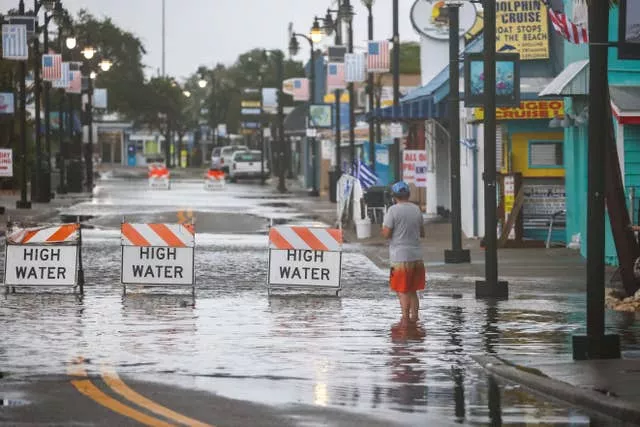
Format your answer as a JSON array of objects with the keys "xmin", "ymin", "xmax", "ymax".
[{"xmin": 0, "ymin": 191, "xmax": 92, "ymax": 234}]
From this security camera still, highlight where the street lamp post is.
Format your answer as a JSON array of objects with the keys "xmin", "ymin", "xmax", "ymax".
[
  {"xmin": 16, "ymin": 0, "xmax": 31, "ymax": 209},
  {"xmin": 275, "ymin": 51, "xmax": 286, "ymax": 193},
  {"xmin": 57, "ymin": 18, "xmax": 76, "ymax": 195},
  {"xmin": 362, "ymin": 0, "xmax": 375, "ymax": 172},
  {"xmin": 444, "ymin": 1, "xmax": 471, "ymax": 265},
  {"xmin": 392, "ymin": 0, "xmax": 401, "ymax": 182},
  {"xmin": 339, "ymin": 0, "xmax": 356, "ymax": 169},
  {"xmin": 290, "ymin": 19, "xmax": 321, "ymax": 197},
  {"xmin": 321, "ymin": 3, "xmax": 344, "ymax": 203},
  {"xmin": 81, "ymin": 38, "xmax": 96, "ymax": 193}
]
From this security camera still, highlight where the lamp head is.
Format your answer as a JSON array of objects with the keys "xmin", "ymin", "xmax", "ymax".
[
  {"xmin": 89, "ymin": 71, "xmax": 97, "ymax": 79},
  {"xmin": 323, "ymin": 10, "xmax": 334, "ymax": 35},
  {"xmin": 338, "ymin": 2, "xmax": 354, "ymax": 23},
  {"xmin": 183, "ymin": 90, "xmax": 191, "ymax": 98},
  {"xmin": 288, "ymin": 35, "xmax": 300, "ymax": 56},
  {"xmin": 65, "ymin": 35, "xmax": 76, "ymax": 49},
  {"xmin": 99, "ymin": 58, "xmax": 112, "ymax": 72},
  {"xmin": 361, "ymin": 0, "xmax": 375, "ymax": 8},
  {"xmin": 198, "ymin": 77, "xmax": 208, "ymax": 88},
  {"xmin": 310, "ymin": 17, "xmax": 323, "ymax": 44},
  {"xmin": 81, "ymin": 37, "xmax": 95, "ymax": 60}
]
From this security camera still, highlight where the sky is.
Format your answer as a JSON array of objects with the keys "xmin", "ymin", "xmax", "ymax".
[{"xmin": 1, "ymin": 0, "xmax": 420, "ymax": 80}]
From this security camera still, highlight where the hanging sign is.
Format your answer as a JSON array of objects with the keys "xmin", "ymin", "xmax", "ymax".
[
  {"xmin": 0, "ymin": 149, "xmax": 13, "ymax": 177},
  {"xmin": 473, "ymin": 100, "xmax": 565, "ymax": 121},
  {"xmin": 496, "ymin": 0, "xmax": 550, "ymax": 60},
  {"xmin": 402, "ymin": 150, "xmax": 427, "ymax": 186}
]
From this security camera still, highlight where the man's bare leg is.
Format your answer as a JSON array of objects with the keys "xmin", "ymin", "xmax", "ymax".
[
  {"xmin": 409, "ymin": 292, "xmax": 420, "ymax": 322},
  {"xmin": 397, "ymin": 292, "xmax": 411, "ymax": 325}
]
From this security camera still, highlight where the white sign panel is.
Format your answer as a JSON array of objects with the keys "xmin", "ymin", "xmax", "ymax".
[
  {"xmin": 402, "ymin": 150, "xmax": 427, "ymax": 185},
  {"xmin": 0, "ymin": 92, "xmax": 14, "ymax": 114},
  {"xmin": 0, "ymin": 149, "xmax": 12, "ymax": 177},
  {"xmin": 121, "ymin": 246, "xmax": 194, "ymax": 285},
  {"xmin": 390, "ymin": 123, "xmax": 403, "ymax": 139},
  {"xmin": 269, "ymin": 249, "xmax": 341, "ymax": 288},
  {"xmin": 5, "ymin": 245, "xmax": 78, "ymax": 286}
]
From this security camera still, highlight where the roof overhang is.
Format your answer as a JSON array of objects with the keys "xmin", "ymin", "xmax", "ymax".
[
  {"xmin": 538, "ymin": 60, "xmax": 589, "ymax": 97},
  {"xmin": 610, "ymin": 85, "xmax": 640, "ymax": 124}
]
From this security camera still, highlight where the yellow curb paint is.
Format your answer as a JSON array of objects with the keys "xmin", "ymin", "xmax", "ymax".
[
  {"xmin": 101, "ymin": 367, "xmax": 213, "ymax": 427},
  {"xmin": 71, "ymin": 379, "xmax": 175, "ymax": 427}
]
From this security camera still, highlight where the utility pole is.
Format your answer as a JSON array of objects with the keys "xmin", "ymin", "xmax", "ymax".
[
  {"xmin": 572, "ymin": 0, "xmax": 620, "ymax": 360},
  {"xmin": 444, "ymin": 2, "xmax": 470, "ymax": 265},
  {"xmin": 32, "ymin": 23, "xmax": 42, "ymax": 202},
  {"xmin": 347, "ymin": 0, "xmax": 356, "ymax": 168},
  {"xmin": 162, "ymin": 0, "xmax": 166, "ymax": 77},
  {"xmin": 392, "ymin": 0, "xmax": 401, "ymax": 181},
  {"xmin": 366, "ymin": 2, "xmax": 375, "ymax": 172},
  {"xmin": 475, "ymin": 0, "xmax": 508, "ymax": 298}
]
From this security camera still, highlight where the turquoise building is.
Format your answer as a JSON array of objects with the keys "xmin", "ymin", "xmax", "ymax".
[{"xmin": 542, "ymin": 2, "xmax": 640, "ymax": 264}]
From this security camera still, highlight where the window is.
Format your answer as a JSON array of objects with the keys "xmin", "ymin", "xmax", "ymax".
[
  {"xmin": 529, "ymin": 141, "xmax": 563, "ymax": 168},
  {"xmin": 235, "ymin": 152, "xmax": 261, "ymax": 162}
]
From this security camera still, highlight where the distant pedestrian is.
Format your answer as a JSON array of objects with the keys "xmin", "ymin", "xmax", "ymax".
[{"xmin": 382, "ymin": 181, "xmax": 425, "ymax": 325}]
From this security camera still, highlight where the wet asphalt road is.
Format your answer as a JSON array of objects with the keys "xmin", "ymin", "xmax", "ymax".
[{"xmin": 1, "ymin": 176, "xmax": 639, "ymax": 426}]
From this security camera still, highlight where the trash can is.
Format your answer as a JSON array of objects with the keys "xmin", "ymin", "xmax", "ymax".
[
  {"xmin": 329, "ymin": 169, "xmax": 339, "ymax": 203},
  {"xmin": 30, "ymin": 158, "xmax": 51, "ymax": 202},
  {"xmin": 66, "ymin": 160, "xmax": 84, "ymax": 193}
]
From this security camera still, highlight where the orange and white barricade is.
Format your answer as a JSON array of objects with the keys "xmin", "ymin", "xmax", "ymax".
[
  {"xmin": 4, "ymin": 222, "xmax": 84, "ymax": 293},
  {"xmin": 204, "ymin": 169, "xmax": 225, "ymax": 190},
  {"xmin": 120, "ymin": 221, "xmax": 196, "ymax": 293},
  {"xmin": 267, "ymin": 225, "xmax": 344, "ymax": 295},
  {"xmin": 148, "ymin": 163, "xmax": 170, "ymax": 189}
]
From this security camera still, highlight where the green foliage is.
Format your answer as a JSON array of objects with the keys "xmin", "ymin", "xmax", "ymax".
[
  {"xmin": 71, "ymin": 10, "xmax": 147, "ymax": 119},
  {"xmin": 392, "ymin": 42, "xmax": 421, "ymax": 75}
]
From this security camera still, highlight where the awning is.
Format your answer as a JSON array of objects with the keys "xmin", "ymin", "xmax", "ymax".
[
  {"xmin": 367, "ymin": 36, "xmax": 484, "ymax": 122},
  {"xmin": 610, "ymin": 85, "xmax": 640, "ymax": 124},
  {"xmin": 538, "ymin": 60, "xmax": 589, "ymax": 97},
  {"xmin": 284, "ymin": 103, "xmax": 308, "ymax": 136}
]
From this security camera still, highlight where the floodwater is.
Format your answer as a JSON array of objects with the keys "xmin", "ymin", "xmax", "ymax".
[{"xmin": 1, "ymin": 178, "xmax": 639, "ymax": 426}]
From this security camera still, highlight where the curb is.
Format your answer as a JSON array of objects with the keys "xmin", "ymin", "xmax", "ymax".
[{"xmin": 472, "ymin": 355, "xmax": 640, "ymax": 424}]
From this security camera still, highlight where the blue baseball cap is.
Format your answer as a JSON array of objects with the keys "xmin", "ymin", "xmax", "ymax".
[{"xmin": 391, "ymin": 181, "xmax": 410, "ymax": 196}]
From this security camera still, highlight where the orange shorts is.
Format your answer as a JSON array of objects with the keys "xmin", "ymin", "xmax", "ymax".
[{"xmin": 390, "ymin": 261, "xmax": 426, "ymax": 293}]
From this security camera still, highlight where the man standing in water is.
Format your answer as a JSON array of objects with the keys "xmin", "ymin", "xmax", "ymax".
[{"xmin": 382, "ymin": 181, "xmax": 426, "ymax": 325}]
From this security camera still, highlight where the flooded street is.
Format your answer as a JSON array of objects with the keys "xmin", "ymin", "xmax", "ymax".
[{"xmin": 1, "ymin": 177, "xmax": 639, "ymax": 426}]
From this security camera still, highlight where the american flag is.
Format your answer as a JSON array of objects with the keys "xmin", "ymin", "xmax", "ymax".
[
  {"xmin": 52, "ymin": 62, "xmax": 70, "ymax": 88},
  {"xmin": 352, "ymin": 159, "xmax": 378, "ymax": 190},
  {"xmin": 42, "ymin": 54, "xmax": 63, "ymax": 81},
  {"xmin": 327, "ymin": 62, "xmax": 346, "ymax": 91},
  {"xmin": 542, "ymin": 0, "xmax": 588, "ymax": 44},
  {"xmin": 292, "ymin": 78, "xmax": 309, "ymax": 101},
  {"xmin": 66, "ymin": 70, "xmax": 82, "ymax": 94},
  {"xmin": 2, "ymin": 24, "xmax": 28, "ymax": 60},
  {"xmin": 345, "ymin": 53, "xmax": 366, "ymax": 83},
  {"xmin": 367, "ymin": 40, "xmax": 390, "ymax": 73}
]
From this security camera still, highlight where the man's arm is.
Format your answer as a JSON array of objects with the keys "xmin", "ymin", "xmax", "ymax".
[{"xmin": 382, "ymin": 208, "xmax": 394, "ymax": 239}]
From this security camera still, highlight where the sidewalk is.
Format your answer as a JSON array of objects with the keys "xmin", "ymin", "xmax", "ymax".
[
  {"xmin": 0, "ymin": 191, "xmax": 91, "ymax": 234},
  {"xmin": 286, "ymin": 188, "xmax": 610, "ymax": 287}
]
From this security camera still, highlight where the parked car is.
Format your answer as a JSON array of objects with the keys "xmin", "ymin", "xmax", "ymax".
[
  {"xmin": 228, "ymin": 150, "xmax": 268, "ymax": 182},
  {"xmin": 212, "ymin": 145, "xmax": 248, "ymax": 172}
]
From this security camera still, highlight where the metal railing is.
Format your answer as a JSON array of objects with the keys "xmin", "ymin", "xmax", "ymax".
[{"xmin": 546, "ymin": 209, "xmax": 567, "ymax": 249}]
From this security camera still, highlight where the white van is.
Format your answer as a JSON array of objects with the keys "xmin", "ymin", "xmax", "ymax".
[{"xmin": 211, "ymin": 145, "xmax": 248, "ymax": 172}]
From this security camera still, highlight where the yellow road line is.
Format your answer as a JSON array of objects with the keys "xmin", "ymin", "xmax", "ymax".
[
  {"xmin": 101, "ymin": 366, "xmax": 213, "ymax": 427},
  {"xmin": 70, "ymin": 379, "xmax": 175, "ymax": 427}
]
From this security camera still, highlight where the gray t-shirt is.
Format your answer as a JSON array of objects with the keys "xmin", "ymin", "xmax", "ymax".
[{"xmin": 383, "ymin": 202, "xmax": 424, "ymax": 263}]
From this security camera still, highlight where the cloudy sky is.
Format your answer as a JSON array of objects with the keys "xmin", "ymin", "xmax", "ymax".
[{"xmin": 1, "ymin": 0, "xmax": 420, "ymax": 79}]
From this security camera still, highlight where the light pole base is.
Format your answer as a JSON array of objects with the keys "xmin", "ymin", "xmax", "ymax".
[
  {"xmin": 16, "ymin": 200, "xmax": 32, "ymax": 209},
  {"xmin": 308, "ymin": 189, "xmax": 320, "ymax": 197},
  {"xmin": 444, "ymin": 249, "xmax": 471, "ymax": 264},
  {"xmin": 475, "ymin": 280, "xmax": 509, "ymax": 300},
  {"xmin": 572, "ymin": 334, "xmax": 620, "ymax": 360}
]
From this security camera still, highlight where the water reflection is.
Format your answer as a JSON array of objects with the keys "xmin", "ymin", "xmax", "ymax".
[{"xmin": 388, "ymin": 322, "xmax": 427, "ymax": 411}]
